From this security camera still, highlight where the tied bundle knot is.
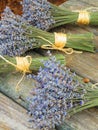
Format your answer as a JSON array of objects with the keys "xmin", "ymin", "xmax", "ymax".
[
  {"xmin": 15, "ymin": 56, "xmax": 32, "ymax": 73},
  {"xmin": 77, "ymin": 10, "xmax": 90, "ymax": 25},
  {"xmin": 0, "ymin": 55, "xmax": 32, "ymax": 91},
  {"xmin": 39, "ymin": 33, "xmax": 82, "ymax": 54}
]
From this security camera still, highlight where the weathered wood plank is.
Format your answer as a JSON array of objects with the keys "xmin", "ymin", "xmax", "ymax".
[
  {"xmin": 62, "ymin": 0, "xmax": 98, "ymax": 9},
  {"xmin": 0, "ymin": 93, "xmax": 32, "ymax": 130},
  {"xmin": 65, "ymin": 53, "xmax": 98, "ymax": 82},
  {"xmin": 79, "ymin": 0, "xmax": 98, "ymax": 6},
  {"xmin": 66, "ymin": 110, "xmax": 98, "ymax": 130},
  {"xmin": 0, "ymin": 72, "xmax": 35, "ymax": 108}
]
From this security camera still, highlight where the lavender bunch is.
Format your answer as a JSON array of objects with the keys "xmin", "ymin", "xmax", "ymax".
[
  {"xmin": 0, "ymin": 53, "xmax": 65, "ymax": 74},
  {"xmin": 21, "ymin": 0, "xmax": 55, "ymax": 30},
  {"xmin": 0, "ymin": 7, "xmax": 35, "ymax": 56},
  {"xmin": 0, "ymin": 6, "xmax": 52, "ymax": 56},
  {"xmin": 27, "ymin": 56, "xmax": 98, "ymax": 130},
  {"xmin": 0, "ymin": 7, "xmax": 95, "ymax": 56},
  {"xmin": 20, "ymin": 0, "xmax": 98, "ymax": 30},
  {"xmin": 20, "ymin": 0, "xmax": 74, "ymax": 30}
]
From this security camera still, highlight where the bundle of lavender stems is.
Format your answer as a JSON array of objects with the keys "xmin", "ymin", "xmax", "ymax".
[
  {"xmin": 0, "ymin": 7, "xmax": 95, "ymax": 57},
  {"xmin": 27, "ymin": 55, "xmax": 98, "ymax": 130},
  {"xmin": 0, "ymin": 54, "xmax": 65, "ymax": 74},
  {"xmin": 20, "ymin": 0, "xmax": 98, "ymax": 30}
]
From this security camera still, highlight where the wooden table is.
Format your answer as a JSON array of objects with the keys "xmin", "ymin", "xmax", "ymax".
[{"xmin": 0, "ymin": 0, "xmax": 98, "ymax": 130}]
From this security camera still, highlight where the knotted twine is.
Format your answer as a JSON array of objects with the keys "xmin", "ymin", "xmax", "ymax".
[
  {"xmin": 0, "ymin": 55, "xmax": 32, "ymax": 91},
  {"xmin": 77, "ymin": 10, "xmax": 90, "ymax": 25},
  {"xmin": 40, "ymin": 32, "xmax": 82, "ymax": 54},
  {"xmin": 77, "ymin": 7, "xmax": 98, "ymax": 25}
]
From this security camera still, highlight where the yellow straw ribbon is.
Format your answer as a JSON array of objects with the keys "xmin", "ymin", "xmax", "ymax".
[
  {"xmin": 77, "ymin": 10, "xmax": 90, "ymax": 25},
  {"xmin": 0, "ymin": 55, "xmax": 32, "ymax": 91},
  {"xmin": 15, "ymin": 56, "xmax": 32, "ymax": 73},
  {"xmin": 40, "ymin": 33, "xmax": 82, "ymax": 54}
]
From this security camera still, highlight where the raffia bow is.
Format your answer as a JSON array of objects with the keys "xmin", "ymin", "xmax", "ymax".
[{"xmin": 40, "ymin": 33, "xmax": 82, "ymax": 54}]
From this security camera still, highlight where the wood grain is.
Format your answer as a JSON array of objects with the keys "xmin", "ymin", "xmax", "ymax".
[
  {"xmin": 56, "ymin": 108, "xmax": 98, "ymax": 130},
  {"xmin": 66, "ymin": 109, "xmax": 98, "ymax": 130},
  {"xmin": 65, "ymin": 53, "xmax": 98, "ymax": 82},
  {"xmin": 0, "ymin": 93, "xmax": 33, "ymax": 130}
]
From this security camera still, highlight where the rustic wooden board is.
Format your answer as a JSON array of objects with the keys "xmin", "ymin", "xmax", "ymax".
[
  {"xmin": 0, "ymin": 93, "xmax": 33, "ymax": 130},
  {"xmin": 0, "ymin": 72, "xmax": 35, "ymax": 108},
  {"xmin": 65, "ymin": 109, "xmax": 98, "ymax": 130},
  {"xmin": 62, "ymin": 0, "xmax": 98, "ymax": 8},
  {"xmin": 79, "ymin": 0, "xmax": 98, "ymax": 6},
  {"xmin": 65, "ymin": 53, "xmax": 98, "ymax": 82}
]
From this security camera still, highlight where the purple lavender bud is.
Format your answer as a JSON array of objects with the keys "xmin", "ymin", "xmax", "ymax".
[
  {"xmin": 21, "ymin": 0, "xmax": 55, "ymax": 30},
  {"xmin": 0, "ymin": 7, "xmax": 38, "ymax": 56},
  {"xmin": 80, "ymin": 100, "xmax": 84, "ymax": 105},
  {"xmin": 27, "ymin": 56, "xmax": 86, "ymax": 129}
]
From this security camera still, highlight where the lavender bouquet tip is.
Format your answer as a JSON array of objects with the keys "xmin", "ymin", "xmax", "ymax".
[{"xmin": 27, "ymin": 55, "xmax": 98, "ymax": 130}]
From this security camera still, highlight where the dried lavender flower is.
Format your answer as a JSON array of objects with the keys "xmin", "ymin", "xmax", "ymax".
[
  {"xmin": 0, "ymin": 7, "xmax": 38, "ymax": 56},
  {"xmin": 21, "ymin": 0, "xmax": 55, "ymax": 30},
  {"xmin": 27, "ymin": 56, "xmax": 85, "ymax": 129}
]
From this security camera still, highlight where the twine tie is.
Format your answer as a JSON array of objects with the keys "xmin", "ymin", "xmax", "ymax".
[
  {"xmin": 0, "ymin": 55, "xmax": 32, "ymax": 91},
  {"xmin": 40, "ymin": 33, "xmax": 82, "ymax": 54}
]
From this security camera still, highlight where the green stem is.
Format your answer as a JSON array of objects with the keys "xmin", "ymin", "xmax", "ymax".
[
  {"xmin": 69, "ymin": 98, "xmax": 98, "ymax": 116},
  {"xmin": 25, "ymin": 25, "xmax": 95, "ymax": 52},
  {"xmin": 68, "ymin": 88, "xmax": 98, "ymax": 116},
  {"xmin": 51, "ymin": 4, "xmax": 98, "ymax": 27},
  {"xmin": 0, "ymin": 54, "xmax": 65, "ymax": 74}
]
